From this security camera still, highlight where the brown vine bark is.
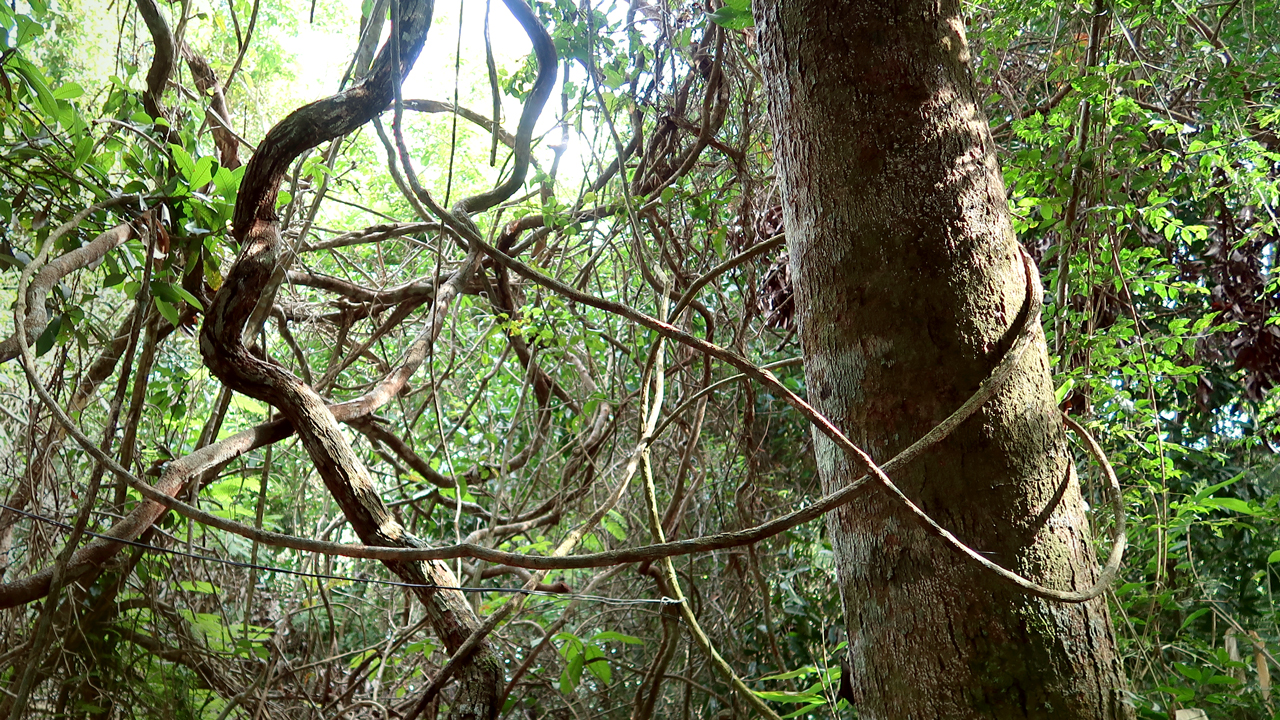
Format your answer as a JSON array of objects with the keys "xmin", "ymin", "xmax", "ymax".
[
  {"xmin": 0, "ymin": 284, "xmax": 464, "ymax": 609},
  {"xmin": 197, "ymin": 0, "xmax": 502, "ymax": 715},
  {"xmin": 135, "ymin": 0, "xmax": 174, "ymax": 126},
  {"xmin": 754, "ymin": 1, "xmax": 1133, "ymax": 718},
  {"xmin": 0, "ymin": 224, "xmax": 132, "ymax": 364},
  {"xmin": 179, "ymin": 41, "xmax": 241, "ymax": 170}
]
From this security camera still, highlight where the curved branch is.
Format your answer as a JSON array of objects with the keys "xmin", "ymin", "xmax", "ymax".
[
  {"xmin": 0, "ymin": 260, "xmax": 469, "ymax": 608},
  {"xmin": 285, "ymin": 268, "xmax": 439, "ymax": 306},
  {"xmin": 453, "ymin": 0, "xmax": 557, "ymax": 214},
  {"xmin": 179, "ymin": 40, "xmax": 241, "ymax": 169},
  {"xmin": 305, "ymin": 221, "xmax": 441, "ymax": 252},
  {"xmin": 135, "ymin": 0, "xmax": 175, "ymax": 122},
  {"xmin": 1, "ymin": 216, "xmax": 134, "ymax": 365},
  {"xmin": 223, "ymin": 0, "xmax": 260, "ymax": 90},
  {"xmin": 402, "ymin": 99, "xmax": 517, "ymax": 149},
  {"xmin": 199, "ymin": 0, "xmax": 508, "ymax": 712},
  {"xmin": 472, "ymin": 240, "xmax": 1128, "ymax": 602},
  {"xmin": 227, "ymin": 0, "xmax": 432, "ymax": 241}
]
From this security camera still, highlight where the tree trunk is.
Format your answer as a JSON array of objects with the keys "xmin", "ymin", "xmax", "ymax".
[{"xmin": 753, "ymin": 1, "xmax": 1133, "ymax": 718}]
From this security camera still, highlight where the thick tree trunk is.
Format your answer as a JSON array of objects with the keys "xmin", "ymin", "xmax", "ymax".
[{"xmin": 754, "ymin": 2, "xmax": 1133, "ymax": 718}]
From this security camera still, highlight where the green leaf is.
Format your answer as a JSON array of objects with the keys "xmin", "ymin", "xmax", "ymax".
[
  {"xmin": 1179, "ymin": 608, "xmax": 1210, "ymax": 630},
  {"xmin": 151, "ymin": 280, "xmax": 204, "ymax": 310},
  {"xmin": 1155, "ymin": 684, "xmax": 1196, "ymax": 703},
  {"xmin": 35, "ymin": 313, "xmax": 62, "ymax": 356},
  {"xmin": 752, "ymin": 690, "xmax": 826, "ymax": 704},
  {"xmin": 1198, "ymin": 497, "xmax": 1259, "ymax": 516},
  {"xmin": 406, "ymin": 639, "xmax": 437, "ymax": 658},
  {"xmin": 13, "ymin": 59, "xmax": 58, "ymax": 119},
  {"xmin": 72, "ymin": 135, "xmax": 93, "ymax": 170},
  {"xmin": 584, "ymin": 646, "xmax": 610, "ymax": 684},
  {"xmin": 212, "ymin": 165, "xmax": 243, "ymax": 201},
  {"xmin": 601, "ymin": 517, "xmax": 627, "ymax": 541},
  {"xmin": 590, "ymin": 631, "xmax": 643, "ymax": 645},
  {"xmin": 1054, "ymin": 378, "xmax": 1074, "ymax": 405},
  {"xmin": 190, "ymin": 156, "xmax": 215, "ymax": 188},
  {"xmin": 348, "ymin": 648, "xmax": 378, "ymax": 668},
  {"xmin": 171, "ymin": 143, "xmax": 196, "ymax": 182},
  {"xmin": 190, "ymin": 611, "xmax": 228, "ymax": 638},
  {"xmin": 1267, "ymin": 550, "xmax": 1280, "ymax": 564},
  {"xmin": 53, "ymin": 81, "xmax": 84, "ymax": 99},
  {"xmin": 178, "ymin": 580, "xmax": 218, "ymax": 594},
  {"xmin": 707, "ymin": 6, "xmax": 754, "ymax": 29},
  {"xmin": 781, "ymin": 702, "xmax": 829, "ymax": 719},
  {"xmin": 756, "ymin": 666, "xmax": 819, "ymax": 682},
  {"xmin": 154, "ymin": 298, "xmax": 180, "ymax": 327},
  {"xmin": 1172, "ymin": 662, "xmax": 1203, "ymax": 682},
  {"xmin": 13, "ymin": 14, "xmax": 45, "ymax": 46},
  {"xmin": 1193, "ymin": 473, "xmax": 1243, "ymax": 501},
  {"xmin": 559, "ymin": 650, "xmax": 585, "ymax": 694}
]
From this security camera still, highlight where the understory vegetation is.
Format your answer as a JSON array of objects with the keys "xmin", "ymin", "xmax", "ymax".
[{"xmin": 0, "ymin": 0, "xmax": 1278, "ymax": 717}]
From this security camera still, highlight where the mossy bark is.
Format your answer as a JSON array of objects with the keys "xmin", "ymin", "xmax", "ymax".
[{"xmin": 754, "ymin": 1, "xmax": 1133, "ymax": 717}]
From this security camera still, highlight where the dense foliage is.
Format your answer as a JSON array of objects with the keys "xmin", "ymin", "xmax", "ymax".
[{"xmin": 0, "ymin": 0, "xmax": 1277, "ymax": 717}]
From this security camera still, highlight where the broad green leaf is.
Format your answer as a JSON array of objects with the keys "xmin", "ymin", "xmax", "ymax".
[
  {"xmin": 190, "ymin": 156, "xmax": 215, "ymax": 188},
  {"xmin": 601, "ymin": 517, "xmax": 627, "ymax": 541},
  {"xmin": 153, "ymin": 297, "xmax": 178, "ymax": 327},
  {"xmin": 1179, "ymin": 608, "xmax": 1210, "ymax": 630},
  {"xmin": 590, "ymin": 631, "xmax": 643, "ymax": 645},
  {"xmin": 72, "ymin": 135, "xmax": 93, "ymax": 169},
  {"xmin": 559, "ymin": 650, "xmax": 585, "ymax": 694},
  {"xmin": 1193, "ymin": 473, "xmax": 1243, "ymax": 501},
  {"xmin": 584, "ymin": 646, "xmax": 610, "ymax": 684},
  {"xmin": 707, "ymin": 6, "xmax": 754, "ymax": 29},
  {"xmin": 348, "ymin": 648, "xmax": 377, "ymax": 668},
  {"xmin": 1172, "ymin": 663, "xmax": 1203, "ymax": 682},
  {"xmin": 14, "ymin": 60, "xmax": 58, "ymax": 119},
  {"xmin": 171, "ymin": 144, "xmax": 196, "ymax": 182},
  {"xmin": 151, "ymin": 280, "xmax": 204, "ymax": 310},
  {"xmin": 178, "ymin": 580, "xmax": 218, "ymax": 594},
  {"xmin": 35, "ymin": 313, "xmax": 62, "ymax": 356},
  {"xmin": 1198, "ymin": 497, "xmax": 1259, "ymax": 516},
  {"xmin": 1054, "ymin": 378, "xmax": 1074, "ymax": 405},
  {"xmin": 212, "ymin": 165, "xmax": 243, "ymax": 201},
  {"xmin": 53, "ymin": 81, "xmax": 83, "ymax": 99}
]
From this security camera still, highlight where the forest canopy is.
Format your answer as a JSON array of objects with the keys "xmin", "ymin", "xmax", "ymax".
[{"xmin": 0, "ymin": 0, "xmax": 1278, "ymax": 718}]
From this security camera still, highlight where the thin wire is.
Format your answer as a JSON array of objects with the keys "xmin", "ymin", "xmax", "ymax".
[{"xmin": 1, "ymin": 502, "xmax": 677, "ymax": 607}]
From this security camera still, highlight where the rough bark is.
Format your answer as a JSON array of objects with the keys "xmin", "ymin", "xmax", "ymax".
[
  {"xmin": 754, "ymin": 1, "xmax": 1132, "ymax": 718},
  {"xmin": 135, "ymin": 0, "xmax": 174, "ymax": 124},
  {"xmin": 198, "ymin": 0, "xmax": 502, "ymax": 715},
  {"xmin": 179, "ymin": 41, "xmax": 241, "ymax": 170}
]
